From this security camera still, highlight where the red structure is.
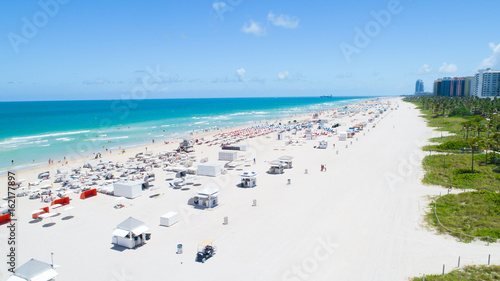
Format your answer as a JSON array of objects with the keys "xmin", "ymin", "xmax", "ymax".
[
  {"xmin": 51, "ymin": 197, "xmax": 70, "ymax": 206},
  {"xmin": 32, "ymin": 207, "xmax": 50, "ymax": 219},
  {"xmin": 0, "ymin": 213, "xmax": 11, "ymax": 225},
  {"xmin": 80, "ymin": 188, "xmax": 97, "ymax": 199}
]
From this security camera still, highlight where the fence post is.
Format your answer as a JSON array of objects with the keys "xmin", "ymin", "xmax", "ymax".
[
  {"xmin": 423, "ymin": 274, "xmax": 425, "ymax": 281},
  {"xmin": 457, "ymin": 256, "xmax": 460, "ymax": 268},
  {"xmin": 487, "ymin": 236, "xmax": 490, "ymax": 246},
  {"xmin": 488, "ymin": 254, "xmax": 491, "ymax": 265},
  {"xmin": 442, "ymin": 264, "xmax": 445, "ymax": 275}
]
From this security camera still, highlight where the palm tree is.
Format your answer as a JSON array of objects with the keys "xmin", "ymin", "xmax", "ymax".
[
  {"xmin": 461, "ymin": 121, "xmax": 473, "ymax": 140},
  {"xmin": 467, "ymin": 137, "xmax": 481, "ymax": 172}
]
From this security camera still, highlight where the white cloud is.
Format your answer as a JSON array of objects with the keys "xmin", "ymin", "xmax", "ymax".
[
  {"xmin": 236, "ymin": 68, "xmax": 246, "ymax": 81},
  {"xmin": 212, "ymin": 2, "xmax": 226, "ymax": 11},
  {"xmin": 477, "ymin": 42, "xmax": 500, "ymax": 70},
  {"xmin": 414, "ymin": 64, "xmax": 432, "ymax": 74},
  {"xmin": 267, "ymin": 12, "xmax": 299, "ymax": 29},
  {"xmin": 438, "ymin": 62, "xmax": 458, "ymax": 74},
  {"xmin": 278, "ymin": 71, "xmax": 289, "ymax": 80},
  {"xmin": 241, "ymin": 20, "xmax": 266, "ymax": 36}
]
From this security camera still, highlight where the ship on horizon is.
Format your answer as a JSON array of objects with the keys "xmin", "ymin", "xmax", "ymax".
[{"xmin": 320, "ymin": 95, "xmax": 334, "ymax": 98}]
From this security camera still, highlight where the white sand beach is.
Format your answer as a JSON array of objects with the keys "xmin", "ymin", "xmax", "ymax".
[{"xmin": 1, "ymin": 97, "xmax": 498, "ymax": 281}]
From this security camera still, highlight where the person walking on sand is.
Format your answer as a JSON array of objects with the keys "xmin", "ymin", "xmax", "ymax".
[
  {"xmin": 324, "ymin": 165, "xmax": 327, "ymax": 172},
  {"xmin": 321, "ymin": 164, "xmax": 324, "ymax": 172}
]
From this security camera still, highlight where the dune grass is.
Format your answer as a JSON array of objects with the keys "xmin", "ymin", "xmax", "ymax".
[
  {"xmin": 423, "ymin": 154, "xmax": 500, "ymax": 191},
  {"xmin": 410, "ymin": 265, "xmax": 500, "ymax": 281},
  {"xmin": 426, "ymin": 191, "xmax": 500, "ymax": 242}
]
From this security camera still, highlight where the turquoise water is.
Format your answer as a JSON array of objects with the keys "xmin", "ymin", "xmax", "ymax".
[{"xmin": 0, "ymin": 97, "xmax": 371, "ymax": 173}]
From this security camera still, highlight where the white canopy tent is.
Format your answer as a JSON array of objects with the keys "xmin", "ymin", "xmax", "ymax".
[
  {"xmin": 7, "ymin": 259, "xmax": 58, "ymax": 281},
  {"xmin": 112, "ymin": 217, "xmax": 150, "ymax": 249}
]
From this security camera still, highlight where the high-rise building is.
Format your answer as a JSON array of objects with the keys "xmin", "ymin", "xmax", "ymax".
[
  {"xmin": 433, "ymin": 76, "xmax": 473, "ymax": 97},
  {"xmin": 464, "ymin": 76, "xmax": 474, "ymax": 97},
  {"xmin": 450, "ymin": 77, "xmax": 465, "ymax": 97},
  {"xmin": 415, "ymin": 79, "xmax": 424, "ymax": 94},
  {"xmin": 474, "ymin": 68, "xmax": 500, "ymax": 98}
]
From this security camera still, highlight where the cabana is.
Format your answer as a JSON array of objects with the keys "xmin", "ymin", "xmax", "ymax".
[
  {"xmin": 32, "ymin": 207, "xmax": 50, "ymax": 220},
  {"xmin": 83, "ymin": 161, "xmax": 97, "ymax": 169},
  {"xmin": 193, "ymin": 187, "xmax": 219, "ymax": 208},
  {"xmin": 112, "ymin": 217, "xmax": 150, "ymax": 249},
  {"xmin": 56, "ymin": 167, "xmax": 68, "ymax": 176},
  {"xmin": 37, "ymin": 171, "xmax": 49, "ymax": 179},
  {"xmin": 142, "ymin": 172, "xmax": 155, "ymax": 187},
  {"xmin": 197, "ymin": 163, "xmax": 222, "ymax": 177},
  {"xmin": 113, "ymin": 181, "xmax": 142, "ymax": 199},
  {"xmin": 318, "ymin": 139, "xmax": 328, "ymax": 149},
  {"xmin": 7, "ymin": 258, "xmax": 58, "ymax": 281},
  {"xmin": 218, "ymin": 151, "xmax": 238, "ymax": 161},
  {"xmin": 269, "ymin": 160, "xmax": 284, "ymax": 174},
  {"xmin": 240, "ymin": 171, "xmax": 257, "ymax": 187},
  {"xmin": 80, "ymin": 188, "xmax": 97, "ymax": 199},
  {"xmin": 50, "ymin": 197, "xmax": 70, "ymax": 206},
  {"xmin": 339, "ymin": 131, "xmax": 347, "ymax": 141},
  {"xmin": 0, "ymin": 213, "xmax": 11, "ymax": 225},
  {"xmin": 279, "ymin": 156, "xmax": 294, "ymax": 169},
  {"xmin": 304, "ymin": 128, "xmax": 315, "ymax": 140},
  {"xmin": 160, "ymin": 212, "xmax": 179, "ymax": 227}
]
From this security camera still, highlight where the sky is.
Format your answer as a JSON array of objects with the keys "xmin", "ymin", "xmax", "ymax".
[{"xmin": 1, "ymin": 0, "xmax": 499, "ymax": 101}]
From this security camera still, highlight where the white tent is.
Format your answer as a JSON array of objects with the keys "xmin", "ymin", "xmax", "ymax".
[
  {"xmin": 112, "ymin": 217, "xmax": 149, "ymax": 249},
  {"xmin": 197, "ymin": 163, "xmax": 222, "ymax": 177},
  {"xmin": 7, "ymin": 259, "xmax": 58, "ymax": 281},
  {"xmin": 160, "ymin": 212, "xmax": 179, "ymax": 227},
  {"xmin": 339, "ymin": 131, "xmax": 347, "ymax": 141},
  {"xmin": 113, "ymin": 181, "xmax": 142, "ymax": 199},
  {"xmin": 218, "ymin": 151, "xmax": 238, "ymax": 161},
  {"xmin": 193, "ymin": 187, "xmax": 219, "ymax": 208}
]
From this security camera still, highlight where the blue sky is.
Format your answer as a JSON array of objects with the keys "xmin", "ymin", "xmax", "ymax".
[{"xmin": 1, "ymin": 0, "xmax": 499, "ymax": 101}]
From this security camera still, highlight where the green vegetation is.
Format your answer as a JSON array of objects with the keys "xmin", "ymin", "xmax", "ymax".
[
  {"xmin": 411, "ymin": 265, "xmax": 500, "ymax": 281},
  {"xmin": 423, "ymin": 154, "xmax": 500, "ymax": 191},
  {"xmin": 427, "ymin": 191, "xmax": 500, "ymax": 242},
  {"xmin": 404, "ymin": 96, "xmax": 500, "ymax": 244}
]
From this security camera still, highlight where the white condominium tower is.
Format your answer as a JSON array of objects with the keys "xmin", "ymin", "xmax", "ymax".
[{"xmin": 474, "ymin": 68, "xmax": 500, "ymax": 98}]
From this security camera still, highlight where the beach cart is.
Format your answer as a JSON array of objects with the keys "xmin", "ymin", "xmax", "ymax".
[{"xmin": 196, "ymin": 239, "xmax": 216, "ymax": 263}]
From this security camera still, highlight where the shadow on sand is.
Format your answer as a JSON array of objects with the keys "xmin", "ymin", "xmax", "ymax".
[{"xmin": 110, "ymin": 245, "xmax": 127, "ymax": 252}]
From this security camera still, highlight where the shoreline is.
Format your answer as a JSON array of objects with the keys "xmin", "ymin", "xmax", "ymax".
[
  {"xmin": 2, "ymin": 97, "xmax": 498, "ymax": 281},
  {"xmin": 0, "ymin": 97, "xmax": 375, "ymax": 181},
  {"xmin": 0, "ymin": 96, "xmax": 371, "ymax": 174}
]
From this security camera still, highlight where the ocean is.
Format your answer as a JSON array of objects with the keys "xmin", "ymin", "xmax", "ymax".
[{"xmin": 0, "ymin": 96, "xmax": 371, "ymax": 174}]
